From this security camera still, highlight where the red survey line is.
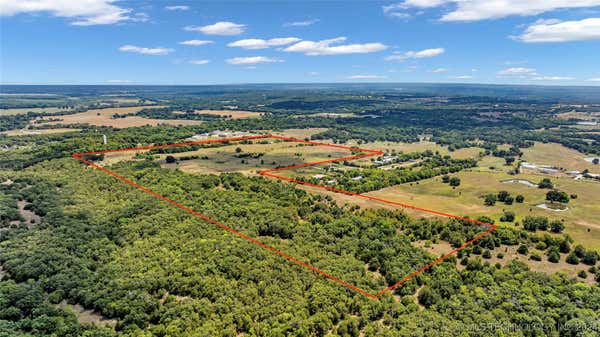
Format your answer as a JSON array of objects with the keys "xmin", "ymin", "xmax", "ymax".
[{"xmin": 73, "ymin": 134, "xmax": 496, "ymax": 299}]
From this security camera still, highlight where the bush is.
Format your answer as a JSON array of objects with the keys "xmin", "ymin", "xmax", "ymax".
[
  {"xmin": 566, "ymin": 252, "xmax": 580, "ymax": 265},
  {"xmin": 523, "ymin": 216, "xmax": 549, "ymax": 232},
  {"xmin": 578, "ymin": 270, "xmax": 587, "ymax": 279},
  {"xmin": 497, "ymin": 191, "xmax": 510, "ymax": 202},
  {"xmin": 529, "ymin": 253, "xmax": 542, "ymax": 261},
  {"xmin": 550, "ymin": 220, "xmax": 565, "ymax": 233},
  {"xmin": 449, "ymin": 177, "xmax": 461, "ymax": 187},
  {"xmin": 497, "ymin": 253, "xmax": 504, "ymax": 259},
  {"xmin": 546, "ymin": 190, "xmax": 570, "ymax": 204},
  {"xmin": 582, "ymin": 251, "xmax": 599, "ymax": 266},
  {"xmin": 548, "ymin": 250, "xmax": 560, "ymax": 263},
  {"xmin": 517, "ymin": 245, "xmax": 529, "ymax": 255},
  {"xmin": 484, "ymin": 194, "xmax": 497, "ymax": 206},
  {"xmin": 500, "ymin": 211, "xmax": 515, "ymax": 222},
  {"xmin": 482, "ymin": 250, "xmax": 492, "ymax": 259},
  {"xmin": 165, "ymin": 155, "xmax": 176, "ymax": 164},
  {"xmin": 538, "ymin": 178, "xmax": 553, "ymax": 189},
  {"xmin": 515, "ymin": 195, "xmax": 524, "ymax": 203}
]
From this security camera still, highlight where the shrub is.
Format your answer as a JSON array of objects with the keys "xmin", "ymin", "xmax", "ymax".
[
  {"xmin": 484, "ymin": 194, "xmax": 497, "ymax": 206},
  {"xmin": 548, "ymin": 250, "xmax": 560, "ymax": 263},
  {"xmin": 529, "ymin": 253, "xmax": 542, "ymax": 261},
  {"xmin": 515, "ymin": 195, "xmax": 524, "ymax": 203},
  {"xmin": 550, "ymin": 220, "xmax": 565, "ymax": 233},
  {"xmin": 566, "ymin": 252, "xmax": 580, "ymax": 265},
  {"xmin": 500, "ymin": 211, "xmax": 515, "ymax": 222},
  {"xmin": 449, "ymin": 177, "xmax": 461, "ymax": 187},
  {"xmin": 578, "ymin": 270, "xmax": 587, "ymax": 279},
  {"xmin": 517, "ymin": 245, "xmax": 529, "ymax": 255},
  {"xmin": 546, "ymin": 190, "xmax": 569, "ymax": 204},
  {"xmin": 538, "ymin": 178, "xmax": 553, "ymax": 189}
]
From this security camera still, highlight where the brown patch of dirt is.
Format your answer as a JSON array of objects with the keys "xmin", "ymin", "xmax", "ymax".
[{"xmin": 57, "ymin": 301, "xmax": 117, "ymax": 329}]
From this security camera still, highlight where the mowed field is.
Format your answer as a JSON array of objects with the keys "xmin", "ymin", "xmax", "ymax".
[
  {"xmin": 0, "ymin": 107, "xmax": 73, "ymax": 116},
  {"xmin": 521, "ymin": 142, "xmax": 600, "ymax": 173},
  {"xmin": 34, "ymin": 106, "xmax": 203, "ymax": 128}
]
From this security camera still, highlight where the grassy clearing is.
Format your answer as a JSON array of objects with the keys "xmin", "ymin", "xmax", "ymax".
[
  {"xmin": 190, "ymin": 109, "xmax": 263, "ymax": 119},
  {"xmin": 415, "ymin": 240, "xmax": 597, "ymax": 284},
  {"xmin": 34, "ymin": 106, "xmax": 203, "ymax": 128},
  {"xmin": 0, "ymin": 107, "xmax": 73, "ymax": 116},
  {"xmin": 1, "ymin": 128, "xmax": 81, "ymax": 136},
  {"xmin": 104, "ymin": 139, "xmax": 351, "ymax": 176},
  {"xmin": 273, "ymin": 128, "xmax": 330, "ymax": 139},
  {"xmin": 164, "ymin": 141, "xmax": 351, "ymax": 175},
  {"xmin": 521, "ymin": 142, "xmax": 600, "ymax": 173}
]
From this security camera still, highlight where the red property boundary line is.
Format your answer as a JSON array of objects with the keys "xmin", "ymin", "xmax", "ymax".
[{"xmin": 72, "ymin": 134, "xmax": 497, "ymax": 299}]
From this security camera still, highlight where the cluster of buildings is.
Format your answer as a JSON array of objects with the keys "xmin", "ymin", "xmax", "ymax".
[
  {"xmin": 188, "ymin": 130, "xmax": 249, "ymax": 140},
  {"xmin": 373, "ymin": 155, "xmax": 397, "ymax": 166}
]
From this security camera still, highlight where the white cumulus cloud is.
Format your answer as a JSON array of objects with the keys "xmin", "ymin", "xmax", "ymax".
[
  {"xmin": 388, "ymin": 0, "xmax": 600, "ymax": 22},
  {"xmin": 228, "ymin": 37, "xmax": 301, "ymax": 49},
  {"xmin": 164, "ymin": 5, "xmax": 189, "ymax": 11},
  {"xmin": 184, "ymin": 21, "xmax": 246, "ymax": 35},
  {"xmin": 106, "ymin": 79, "xmax": 133, "ymax": 83},
  {"xmin": 179, "ymin": 39, "xmax": 214, "ymax": 46},
  {"xmin": 430, "ymin": 67, "xmax": 449, "ymax": 73},
  {"xmin": 516, "ymin": 18, "xmax": 600, "ymax": 43},
  {"xmin": 118, "ymin": 45, "xmax": 174, "ymax": 55},
  {"xmin": 385, "ymin": 48, "xmax": 445, "ymax": 61},
  {"xmin": 497, "ymin": 67, "xmax": 537, "ymax": 75},
  {"xmin": 453, "ymin": 75, "xmax": 474, "ymax": 79},
  {"xmin": 284, "ymin": 19, "xmax": 319, "ymax": 27},
  {"xmin": 0, "ymin": 0, "xmax": 135, "ymax": 25},
  {"xmin": 532, "ymin": 76, "xmax": 576, "ymax": 80},
  {"xmin": 226, "ymin": 56, "xmax": 283, "ymax": 65},
  {"xmin": 189, "ymin": 59, "xmax": 210, "ymax": 65},
  {"xmin": 347, "ymin": 75, "xmax": 388, "ymax": 79},
  {"xmin": 282, "ymin": 37, "xmax": 387, "ymax": 56}
]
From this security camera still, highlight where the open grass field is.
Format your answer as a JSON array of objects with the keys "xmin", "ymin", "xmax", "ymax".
[
  {"xmin": 0, "ymin": 107, "xmax": 73, "ymax": 116},
  {"xmin": 521, "ymin": 142, "xmax": 600, "ymax": 173},
  {"xmin": 190, "ymin": 109, "xmax": 263, "ymax": 119},
  {"xmin": 103, "ymin": 138, "xmax": 351, "ymax": 176},
  {"xmin": 1, "ymin": 128, "xmax": 82, "ymax": 136},
  {"xmin": 273, "ymin": 128, "xmax": 329, "ymax": 139},
  {"xmin": 34, "ymin": 105, "xmax": 203, "ymax": 128},
  {"xmin": 346, "ymin": 140, "xmax": 483, "ymax": 159},
  {"xmin": 161, "ymin": 141, "xmax": 352, "ymax": 175},
  {"xmin": 365, "ymin": 170, "xmax": 600, "ymax": 249}
]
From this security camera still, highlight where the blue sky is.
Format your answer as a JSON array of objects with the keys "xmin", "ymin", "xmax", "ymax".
[{"xmin": 1, "ymin": 0, "xmax": 600, "ymax": 85}]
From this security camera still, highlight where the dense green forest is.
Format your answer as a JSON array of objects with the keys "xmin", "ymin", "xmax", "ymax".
[{"xmin": 1, "ymin": 85, "xmax": 599, "ymax": 336}]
